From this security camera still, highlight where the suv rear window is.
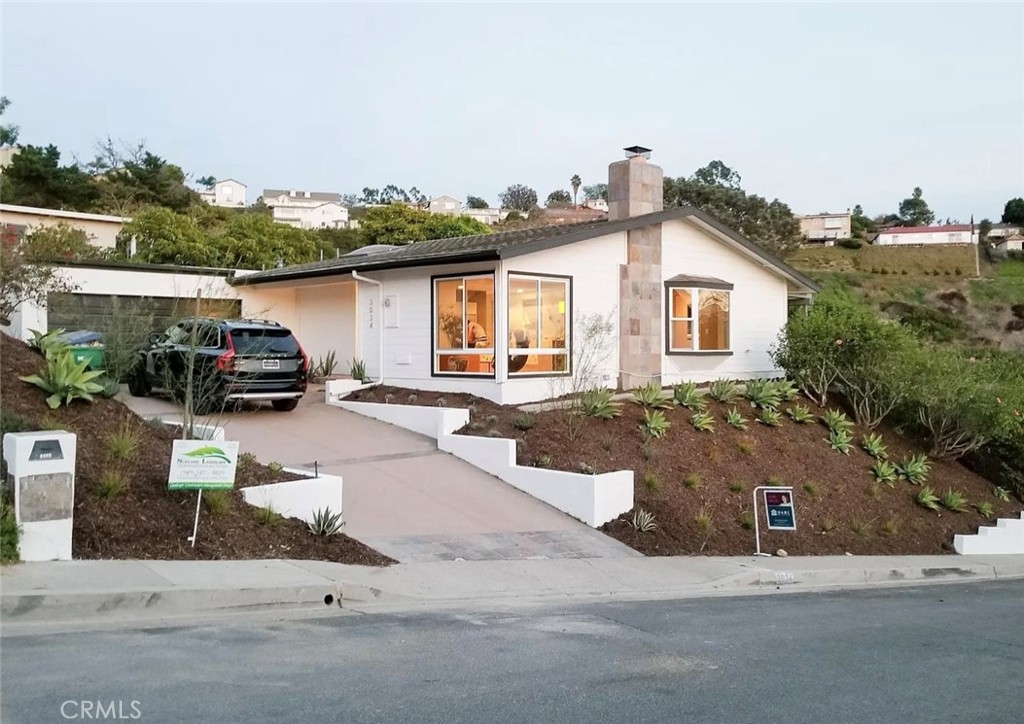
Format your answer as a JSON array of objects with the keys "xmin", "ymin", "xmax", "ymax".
[{"xmin": 230, "ymin": 329, "xmax": 300, "ymax": 356}]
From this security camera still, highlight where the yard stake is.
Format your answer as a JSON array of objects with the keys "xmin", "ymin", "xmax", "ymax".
[{"xmin": 188, "ymin": 490, "xmax": 202, "ymax": 547}]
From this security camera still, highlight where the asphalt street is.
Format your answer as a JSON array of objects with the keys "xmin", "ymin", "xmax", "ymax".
[{"xmin": 2, "ymin": 581, "xmax": 1022, "ymax": 723}]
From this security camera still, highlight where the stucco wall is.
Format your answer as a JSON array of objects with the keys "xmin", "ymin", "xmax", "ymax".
[
  {"xmin": 292, "ymin": 282, "xmax": 357, "ymax": 367},
  {"xmin": 0, "ymin": 207, "xmax": 124, "ymax": 249}
]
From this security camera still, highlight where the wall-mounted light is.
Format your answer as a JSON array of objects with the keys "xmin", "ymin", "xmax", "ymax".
[{"xmin": 557, "ymin": 300, "xmax": 565, "ymax": 314}]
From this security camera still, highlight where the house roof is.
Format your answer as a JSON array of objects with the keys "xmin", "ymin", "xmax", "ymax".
[
  {"xmin": 880, "ymin": 224, "xmax": 973, "ymax": 234},
  {"xmin": 231, "ymin": 206, "xmax": 820, "ymax": 293},
  {"xmin": 0, "ymin": 203, "xmax": 127, "ymax": 224},
  {"xmin": 262, "ymin": 189, "xmax": 341, "ymax": 203},
  {"xmin": 216, "ymin": 178, "xmax": 247, "ymax": 187}
]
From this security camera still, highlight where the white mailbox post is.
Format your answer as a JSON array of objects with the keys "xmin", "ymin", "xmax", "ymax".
[{"xmin": 3, "ymin": 431, "xmax": 77, "ymax": 561}]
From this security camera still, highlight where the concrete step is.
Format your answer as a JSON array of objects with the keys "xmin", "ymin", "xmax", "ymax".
[{"xmin": 955, "ymin": 514, "xmax": 1024, "ymax": 555}]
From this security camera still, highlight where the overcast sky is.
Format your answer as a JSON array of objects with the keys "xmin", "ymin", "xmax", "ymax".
[{"xmin": 3, "ymin": 2, "xmax": 1022, "ymax": 220}]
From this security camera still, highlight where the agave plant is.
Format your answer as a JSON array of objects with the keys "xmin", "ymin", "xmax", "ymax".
[
  {"xmin": 916, "ymin": 485, "xmax": 941, "ymax": 511},
  {"xmin": 821, "ymin": 409, "xmax": 854, "ymax": 435},
  {"xmin": 993, "ymin": 486, "xmax": 1011, "ymax": 503},
  {"xmin": 20, "ymin": 349, "xmax": 105, "ymax": 409},
  {"xmin": 725, "ymin": 407, "xmax": 748, "ymax": 430},
  {"xmin": 773, "ymin": 379, "xmax": 800, "ymax": 402},
  {"xmin": 708, "ymin": 379, "xmax": 739, "ymax": 403},
  {"xmin": 349, "ymin": 357, "xmax": 367, "ymax": 382},
  {"xmin": 861, "ymin": 433, "xmax": 888, "ymax": 460},
  {"xmin": 580, "ymin": 388, "xmax": 622, "ymax": 419},
  {"xmin": 633, "ymin": 382, "xmax": 672, "ymax": 410},
  {"xmin": 672, "ymin": 382, "xmax": 706, "ymax": 410},
  {"xmin": 973, "ymin": 501, "xmax": 995, "ymax": 519},
  {"xmin": 29, "ymin": 328, "xmax": 68, "ymax": 359},
  {"xmin": 786, "ymin": 405, "xmax": 815, "ymax": 424},
  {"xmin": 308, "ymin": 507, "xmax": 346, "ymax": 536},
  {"xmin": 870, "ymin": 459, "xmax": 898, "ymax": 487},
  {"xmin": 939, "ymin": 489, "xmax": 969, "ymax": 513},
  {"xmin": 743, "ymin": 378, "xmax": 782, "ymax": 410},
  {"xmin": 757, "ymin": 407, "xmax": 782, "ymax": 428},
  {"xmin": 690, "ymin": 411, "xmax": 715, "ymax": 433},
  {"xmin": 630, "ymin": 508, "xmax": 658, "ymax": 532},
  {"xmin": 827, "ymin": 428, "xmax": 854, "ymax": 455},
  {"xmin": 640, "ymin": 409, "xmax": 671, "ymax": 439},
  {"xmin": 895, "ymin": 454, "xmax": 931, "ymax": 485}
]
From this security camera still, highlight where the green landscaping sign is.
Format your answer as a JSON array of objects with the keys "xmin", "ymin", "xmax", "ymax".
[{"xmin": 168, "ymin": 440, "xmax": 239, "ymax": 491}]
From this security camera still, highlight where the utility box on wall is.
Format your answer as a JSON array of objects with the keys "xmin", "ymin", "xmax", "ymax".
[{"xmin": 2, "ymin": 431, "xmax": 77, "ymax": 561}]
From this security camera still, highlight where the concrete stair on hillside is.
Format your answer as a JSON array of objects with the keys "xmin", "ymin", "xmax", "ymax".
[{"xmin": 954, "ymin": 512, "xmax": 1024, "ymax": 554}]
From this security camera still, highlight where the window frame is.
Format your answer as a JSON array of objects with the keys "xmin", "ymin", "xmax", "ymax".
[
  {"xmin": 506, "ymin": 271, "xmax": 573, "ymax": 379},
  {"xmin": 664, "ymin": 280, "xmax": 734, "ymax": 356},
  {"xmin": 430, "ymin": 271, "xmax": 496, "ymax": 378}
]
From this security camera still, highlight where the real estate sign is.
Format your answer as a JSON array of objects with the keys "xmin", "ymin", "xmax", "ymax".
[
  {"xmin": 168, "ymin": 441, "xmax": 239, "ymax": 491},
  {"xmin": 764, "ymin": 489, "xmax": 796, "ymax": 531}
]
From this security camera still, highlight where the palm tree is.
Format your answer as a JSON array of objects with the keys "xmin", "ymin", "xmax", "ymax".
[{"xmin": 570, "ymin": 174, "xmax": 582, "ymax": 207}]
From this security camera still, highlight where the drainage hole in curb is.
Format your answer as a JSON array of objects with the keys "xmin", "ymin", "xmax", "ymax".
[{"xmin": 324, "ymin": 594, "xmax": 334, "ymax": 606}]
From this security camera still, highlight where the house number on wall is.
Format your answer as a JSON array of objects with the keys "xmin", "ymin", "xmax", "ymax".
[{"xmin": 368, "ymin": 296, "xmax": 374, "ymax": 329}]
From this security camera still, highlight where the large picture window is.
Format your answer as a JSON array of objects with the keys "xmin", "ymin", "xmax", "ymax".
[
  {"xmin": 433, "ymin": 274, "xmax": 495, "ymax": 376},
  {"xmin": 507, "ymin": 274, "xmax": 570, "ymax": 376},
  {"xmin": 665, "ymin": 278, "xmax": 732, "ymax": 354}
]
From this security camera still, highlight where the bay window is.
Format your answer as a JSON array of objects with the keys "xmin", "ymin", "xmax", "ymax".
[
  {"xmin": 507, "ymin": 273, "xmax": 571, "ymax": 376},
  {"xmin": 433, "ymin": 273, "xmax": 495, "ymax": 376},
  {"xmin": 665, "ymin": 276, "xmax": 732, "ymax": 354}
]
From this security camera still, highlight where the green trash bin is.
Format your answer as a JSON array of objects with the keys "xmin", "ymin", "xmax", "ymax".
[{"xmin": 69, "ymin": 347, "xmax": 106, "ymax": 370}]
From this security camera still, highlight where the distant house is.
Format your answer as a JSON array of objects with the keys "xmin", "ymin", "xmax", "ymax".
[
  {"xmin": 198, "ymin": 179, "xmax": 247, "ymax": 208},
  {"xmin": 263, "ymin": 189, "xmax": 349, "ymax": 229},
  {"xmin": 540, "ymin": 206, "xmax": 608, "ymax": 225},
  {"xmin": 798, "ymin": 211, "xmax": 852, "ymax": 246},
  {"xmin": 0, "ymin": 203, "xmax": 126, "ymax": 250},
  {"xmin": 584, "ymin": 198, "xmax": 609, "ymax": 212},
  {"xmin": 426, "ymin": 195, "xmax": 462, "ymax": 216},
  {"xmin": 993, "ymin": 234, "xmax": 1024, "ymax": 253},
  {"xmin": 462, "ymin": 207, "xmax": 511, "ymax": 225},
  {"xmin": 988, "ymin": 223, "xmax": 1022, "ymax": 239},
  {"xmin": 874, "ymin": 224, "xmax": 978, "ymax": 246}
]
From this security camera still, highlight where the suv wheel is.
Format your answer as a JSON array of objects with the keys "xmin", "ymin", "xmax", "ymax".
[
  {"xmin": 271, "ymin": 399, "xmax": 299, "ymax": 412},
  {"xmin": 127, "ymin": 366, "xmax": 151, "ymax": 397}
]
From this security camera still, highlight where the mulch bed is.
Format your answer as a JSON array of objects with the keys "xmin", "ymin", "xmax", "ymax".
[
  {"xmin": 1, "ymin": 335, "xmax": 393, "ymax": 565},
  {"xmin": 349, "ymin": 385, "xmax": 1023, "ymax": 557}
]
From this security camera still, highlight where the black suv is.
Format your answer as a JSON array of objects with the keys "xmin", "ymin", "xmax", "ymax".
[{"xmin": 128, "ymin": 318, "xmax": 309, "ymax": 412}]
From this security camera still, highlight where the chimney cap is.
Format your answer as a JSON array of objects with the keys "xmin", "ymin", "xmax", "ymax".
[{"xmin": 624, "ymin": 145, "xmax": 652, "ymax": 159}]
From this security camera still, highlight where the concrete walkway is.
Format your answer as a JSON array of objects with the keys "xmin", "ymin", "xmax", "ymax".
[
  {"xmin": 118, "ymin": 389, "xmax": 637, "ymax": 563},
  {"xmin": 5, "ymin": 555, "xmax": 1023, "ymax": 627}
]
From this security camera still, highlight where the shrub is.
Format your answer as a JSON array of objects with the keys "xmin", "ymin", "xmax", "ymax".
[
  {"xmin": 757, "ymin": 407, "xmax": 782, "ymax": 427},
  {"xmin": 642, "ymin": 471, "xmax": 661, "ymax": 491},
  {"xmin": 882, "ymin": 517, "xmax": 901, "ymax": 536},
  {"xmin": 512, "ymin": 414, "xmax": 535, "ymax": 431},
  {"xmin": 827, "ymin": 428, "xmax": 854, "ymax": 454},
  {"xmin": 580, "ymin": 389, "xmax": 622, "ymax": 419},
  {"xmin": 630, "ymin": 508, "xmax": 658, "ymax": 532},
  {"xmin": 203, "ymin": 490, "xmax": 231, "ymax": 516},
  {"xmin": 973, "ymin": 502, "xmax": 994, "ymax": 519},
  {"xmin": 254, "ymin": 505, "xmax": 282, "ymax": 528},
  {"xmin": 729, "ymin": 481, "xmax": 744, "ymax": 494},
  {"xmin": 708, "ymin": 379, "xmax": 739, "ymax": 403},
  {"xmin": 695, "ymin": 504, "xmax": 714, "ymax": 536},
  {"xmin": 850, "ymin": 518, "xmax": 872, "ymax": 536},
  {"xmin": 683, "ymin": 472, "xmax": 702, "ymax": 490},
  {"xmin": 916, "ymin": 486, "xmax": 940, "ymax": 511},
  {"xmin": 939, "ymin": 489, "xmax": 969, "ymax": 513},
  {"xmin": 838, "ymin": 237, "xmax": 862, "ymax": 250},
  {"xmin": 736, "ymin": 439, "xmax": 755, "ymax": 455},
  {"xmin": 690, "ymin": 411, "xmax": 715, "ymax": 432},
  {"xmin": 20, "ymin": 349, "xmax": 105, "ymax": 409},
  {"xmin": 866, "ymin": 482, "xmax": 882, "ymax": 501},
  {"xmin": 821, "ymin": 517, "xmax": 838, "ymax": 532},
  {"xmin": 0, "ymin": 490, "xmax": 19, "ymax": 563},
  {"xmin": 802, "ymin": 482, "xmax": 819, "ymax": 498},
  {"xmin": 993, "ymin": 486, "xmax": 1011, "ymax": 502},
  {"xmin": 1, "ymin": 411, "xmax": 28, "ymax": 436},
  {"xmin": 238, "ymin": 452, "xmax": 258, "ymax": 466},
  {"xmin": 861, "ymin": 433, "xmax": 888, "ymax": 460},
  {"xmin": 640, "ymin": 409, "xmax": 670, "ymax": 439},
  {"xmin": 870, "ymin": 460, "xmax": 898, "ymax": 487},
  {"xmin": 672, "ymin": 382, "xmax": 706, "ymax": 410},
  {"xmin": 105, "ymin": 421, "xmax": 140, "ymax": 461},
  {"xmin": 770, "ymin": 301, "xmax": 860, "ymax": 406},
  {"xmin": 96, "ymin": 469, "xmax": 127, "ymax": 499},
  {"xmin": 633, "ymin": 382, "xmax": 672, "ymax": 410},
  {"xmin": 725, "ymin": 407, "xmax": 748, "ymax": 430},
  {"xmin": 833, "ymin": 315, "xmax": 917, "ymax": 429},
  {"xmin": 535, "ymin": 455, "xmax": 553, "ymax": 469},
  {"xmin": 308, "ymin": 507, "xmax": 345, "ymax": 536},
  {"xmin": 896, "ymin": 454, "xmax": 931, "ymax": 485},
  {"xmin": 738, "ymin": 511, "xmax": 755, "ymax": 530},
  {"xmin": 766, "ymin": 475, "xmax": 784, "ymax": 486},
  {"xmin": 786, "ymin": 405, "xmax": 815, "ymax": 424},
  {"xmin": 743, "ymin": 379, "xmax": 781, "ymax": 409}
]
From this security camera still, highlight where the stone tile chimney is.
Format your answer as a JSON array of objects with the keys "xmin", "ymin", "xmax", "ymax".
[
  {"xmin": 608, "ymin": 146, "xmax": 663, "ymax": 221},
  {"xmin": 612, "ymin": 146, "xmax": 663, "ymax": 390}
]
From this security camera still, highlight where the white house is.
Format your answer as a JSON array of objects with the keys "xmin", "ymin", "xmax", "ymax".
[
  {"xmin": 988, "ymin": 223, "xmax": 1021, "ymax": 239},
  {"xmin": 993, "ymin": 234, "xmax": 1024, "ymax": 253},
  {"xmin": 462, "ymin": 207, "xmax": 511, "ymax": 225},
  {"xmin": 426, "ymin": 195, "xmax": 462, "ymax": 215},
  {"xmin": 798, "ymin": 211, "xmax": 851, "ymax": 245},
  {"xmin": 0, "ymin": 203, "xmax": 127, "ymax": 250},
  {"xmin": 199, "ymin": 179, "xmax": 247, "ymax": 208},
  {"xmin": 232, "ymin": 147, "xmax": 819, "ymax": 405},
  {"xmin": 584, "ymin": 198, "xmax": 609, "ymax": 212},
  {"xmin": 263, "ymin": 189, "xmax": 349, "ymax": 229},
  {"xmin": 874, "ymin": 224, "xmax": 978, "ymax": 246}
]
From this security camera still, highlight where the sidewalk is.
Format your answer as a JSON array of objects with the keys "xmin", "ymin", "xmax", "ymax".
[{"xmin": 4, "ymin": 555, "xmax": 1024, "ymax": 626}]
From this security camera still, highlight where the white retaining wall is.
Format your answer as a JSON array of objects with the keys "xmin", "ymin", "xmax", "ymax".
[
  {"xmin": 954, "ymin": 512, "xmax": 1024, "ymax": 555},
  {"xmin": 332, "ymin": 400, "xmax": 633, "ymax": 527},
  {"xmin": 240, "ymin": 467, "xmax": 344, "ymax": 525}
]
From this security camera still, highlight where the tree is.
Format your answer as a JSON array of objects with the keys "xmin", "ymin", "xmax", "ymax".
[
  {"xmin": 499, "ymin": 184, "xmax": 538, "ymax": 212},
  {"xmin": 0, "ymin": 231, "xmax": 76, "ymax": 326},
  {"xmin": 360, "ymin": 204, "xmax": 490, "ymax": 245},
  {"xmin": 0, "ymin": 96, "xmax": 18, "ymax": 147},
  {"xmin": 546, "ymin": 189, "xmax": 572, "ymax": 208},
  {"xmin": 582, "ymin": 183, "xmax": 608, "ymax": 201},
  {"xmin": 117, "ymin": 207, "xmax": 222, "ymax": 266},
  {"xmin": 218, "ymin": 213, "xmax": 318, "ymax": 269},
  {"xmin": 897, "ymin": 187, "xmax": 935, "ymax": 227},
  {"xmin": 466, "ymin": 195, "xmax": 489, "ymax": 209},
  {"xmin": 87, "ymin": 138, "xmax": 199, "ymax": 214},
  {"xmin": 424, "ymin": 214, "xmax": 490, "ymax": 239},
  {"xmin": 22, "ymin": 224, "xmax": 106, "ymax": 262},
  {"xmin": 851, "ymin": 204, "xmax": 874, "ymax": 238},
  {"xmin": 979, "ymin": 218, "xmax": 993, "ymax": 241},
  {"xmin": 0, "ymin": 145, "xmax": 99, "ymax": 211},
  {"xmin": 1002, "ymin": 197, "xmax": 1024, "ymax": 225},
  {"xmin": 691, "ymin": 160, "xmax": 742, "ymax": 189},
  {"xmin": 197, "ymin": 175, "xmax": 217, "ymax": 190},
  {"xmin": 570, "ymin": 174, "xmax": 582, "ymax": 206}
]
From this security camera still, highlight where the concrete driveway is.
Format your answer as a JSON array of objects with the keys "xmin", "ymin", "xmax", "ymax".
[{"xmin": 120, "ymin": 387, "xmax": 637, "ymax": 563}]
